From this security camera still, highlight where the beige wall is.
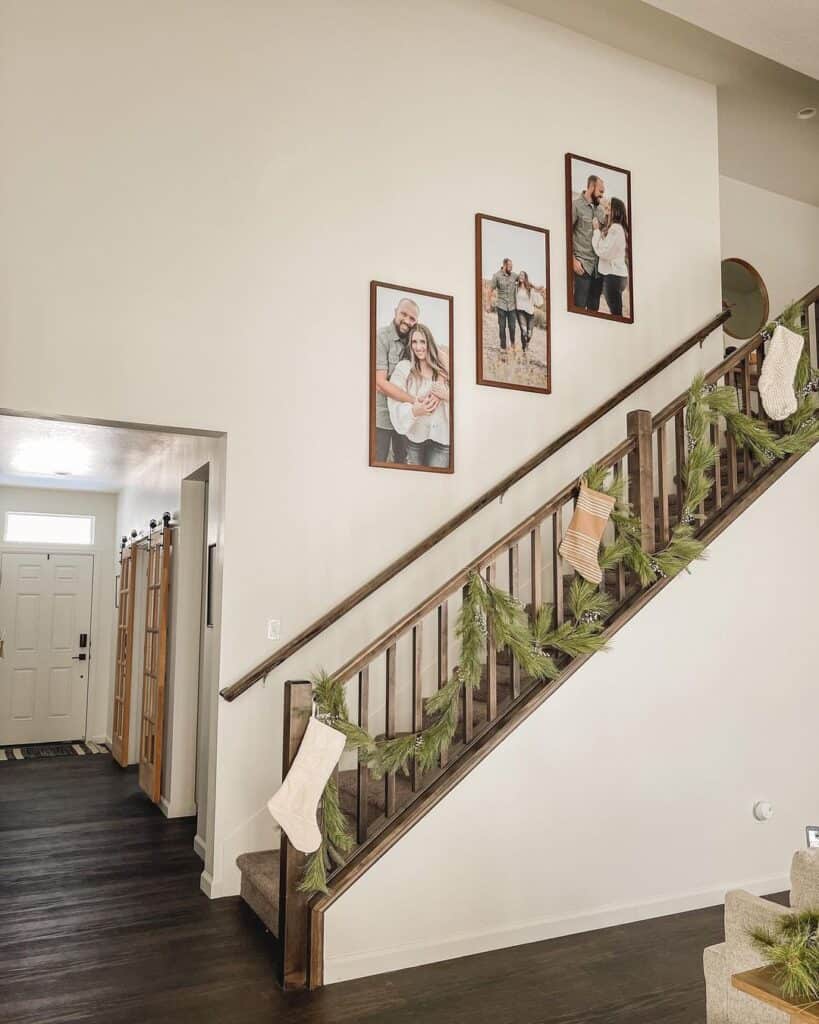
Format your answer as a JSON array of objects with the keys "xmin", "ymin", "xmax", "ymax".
[
  {"xmin": 0, "ymin": 0, "xmax": 723, "ymax": 895},
  {"xmin": 720, "ymin": 175, "xmax": 819, "ymax": 319}
]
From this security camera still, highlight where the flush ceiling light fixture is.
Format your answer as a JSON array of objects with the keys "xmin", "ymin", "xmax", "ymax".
[
  {"xmin": 797, "ymin": 106, "xmax": 817, "ymax": 120},
  {"xmin": 11, "ymin": 438, "xmax": 92, "ymax": 477}
]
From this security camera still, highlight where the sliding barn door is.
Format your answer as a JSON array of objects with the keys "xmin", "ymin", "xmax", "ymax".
[
  {"xmin": 138, "ymin": 523, "xmax": 173, "ymax": 803},
  {"xmin": 111, "ymin": 546, "xmax": 136, "ymax": 767}
]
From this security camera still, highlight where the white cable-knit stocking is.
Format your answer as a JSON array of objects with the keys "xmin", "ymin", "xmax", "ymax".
[
  {"xmin": 759, "ymin": 324, "xmax": 804, "ymax": 421},
  {"xmin": 267, "ymin": 716, "xmax": 346, "ymax": 853}
]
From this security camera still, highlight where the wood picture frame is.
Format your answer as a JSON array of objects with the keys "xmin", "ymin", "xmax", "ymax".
[
  {"xmin": 475, "ymin": 213, "xmax": 551, "ymax": 395},
  {"xmin": 369, "ymin": 280, "xmax": 454, "ymax": 475},
  {"xmin": 565, "ymin": 153, "xmax": 634, "ymax": 324}
]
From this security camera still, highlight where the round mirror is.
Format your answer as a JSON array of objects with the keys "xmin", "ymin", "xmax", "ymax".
[{"xmin": 721, "ymin": 258, "xmax": 769, "ymax": 340}]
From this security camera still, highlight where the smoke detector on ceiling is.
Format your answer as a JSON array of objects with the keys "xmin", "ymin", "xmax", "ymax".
[{"xmin": 797, "ymin": 106, "xmax": 817, "ymax": 120}]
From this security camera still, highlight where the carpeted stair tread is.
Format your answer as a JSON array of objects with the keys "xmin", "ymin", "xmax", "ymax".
[{"xmin": 236, "ymin": 850, "xmax": 281, "ymax": 936}]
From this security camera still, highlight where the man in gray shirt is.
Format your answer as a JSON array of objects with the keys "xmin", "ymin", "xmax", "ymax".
[
  {"xmin": 374, "ymin": 296, "xmax": 435, "ymax": 464},
  {"xmin": 571, "ymin": 174, "xmax": 606, "ymax": 312},
  {"xmin": 489, "ymin": 258, "xmax": 517, "ymax": 353}
]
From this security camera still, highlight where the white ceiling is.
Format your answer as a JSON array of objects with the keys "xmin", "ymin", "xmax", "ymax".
[
  {"xmin": 502, "ymin": 0, "xmax": 819, "ymax": 206},
  {"xmin": 0, "ymin": 415, "xmax": 181, "ymax": 492},
  {"xmin": 643, "ymin": 0, "xmax": 819, "ymax": 80}
]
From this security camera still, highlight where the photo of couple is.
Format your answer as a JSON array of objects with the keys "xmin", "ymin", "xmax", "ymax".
[
  {"xmin": 565, "ymin": 154, "xmax": 633, "ymax": 323},
  {"xmin": 476, "ymin": 214, "xmax": 551, "ymax": 394},
  {"xmin": 370, "ymin": 281, "xmax": 454, "ymax": 474}
]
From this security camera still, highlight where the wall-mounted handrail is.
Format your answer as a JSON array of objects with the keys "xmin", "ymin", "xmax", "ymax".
[{"xmin": 220, "ymin": 309, "xmax": 729, "ymax": 701}]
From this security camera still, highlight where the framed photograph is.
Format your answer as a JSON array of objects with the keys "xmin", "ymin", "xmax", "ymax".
[
  {"xmin": 476, "ymin": 213, "xmax": 551, "ymax": 395},
  {"xmin": 369, "ymin": 280, "xmax": 454, "ymax": 474},
  {"xmin": 565, "ymin": 153, "xmax": 634, "ymax": 323},
  {"xmin": 807, "ymin": 826, "xmax": 819, "ymax": 849}
]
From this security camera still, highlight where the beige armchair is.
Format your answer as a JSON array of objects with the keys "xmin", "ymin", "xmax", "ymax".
[{"xmin": 704, "ymin": 850, "xmax": 819, "ymax": 1023}]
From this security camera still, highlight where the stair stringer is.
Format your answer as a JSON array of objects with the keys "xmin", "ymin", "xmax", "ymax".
[{"xmin": 322, "ymin": 445, "xmax": 819, "ymax": 983}]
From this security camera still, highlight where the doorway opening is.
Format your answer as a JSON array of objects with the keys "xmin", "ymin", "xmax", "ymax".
[{"xmin": 0, "ymin": 409, "xmax": 225, "ymax": 879}]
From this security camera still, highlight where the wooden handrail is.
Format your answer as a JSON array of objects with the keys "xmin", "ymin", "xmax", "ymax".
[{"xmin": 220, "ymin": 309, "xmax": 729, "ymax": 701}]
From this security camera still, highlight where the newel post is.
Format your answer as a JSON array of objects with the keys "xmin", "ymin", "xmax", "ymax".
[
  {"xmin": 278, "ymin": 680, "xmax": 313, "ymax": 990},
  {"xmin": 627, "ymin": 409, "xmax": 655, "ymax": 553}
]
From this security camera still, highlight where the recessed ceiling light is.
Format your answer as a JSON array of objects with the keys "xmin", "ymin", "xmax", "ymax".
[
  {"xmin": 12, "ymin": 439, "xmax": 91, "ymax": 477},
  {"xmin": 797, "ymin": 106, "xmax": 817, "ymax": 120}
]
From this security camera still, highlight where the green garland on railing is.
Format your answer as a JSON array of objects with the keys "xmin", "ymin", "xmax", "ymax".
[
  {"xmin": 297, "ymin": 301, "xmax": 819, "ymax": 896},
  {"xmin": 702, "ymin": 300, "xmax": 819, "ymax": 467},
  {"xmin": 299, "ymin": 570, "xmax": 612, "ymax": 895}
]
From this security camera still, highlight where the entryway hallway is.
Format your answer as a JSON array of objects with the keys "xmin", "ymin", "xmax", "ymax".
[{"xmin": 1, "ymin": 752, "xmax": 748, "ymax": 1024}]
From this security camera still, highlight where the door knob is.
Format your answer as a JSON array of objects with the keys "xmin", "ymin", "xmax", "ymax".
[{"xmin": 72, "ymin": 653, "xmax": 87, "ymax": 661}]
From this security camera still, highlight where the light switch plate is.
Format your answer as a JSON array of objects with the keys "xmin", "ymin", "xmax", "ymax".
[{"xmin": 267, "ymin": 619, "xmax": 281, "ymax": 642}]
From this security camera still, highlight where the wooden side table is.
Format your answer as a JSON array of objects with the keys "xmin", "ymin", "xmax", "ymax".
[{"xmin": 732, "ymin": 966, "xmax": 819, "ymax": 1022}]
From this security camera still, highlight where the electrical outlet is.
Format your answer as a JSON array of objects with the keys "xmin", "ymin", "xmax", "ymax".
[{"xmin": 267, "ymin": 619, "xmax": 281, "ymax": 642}]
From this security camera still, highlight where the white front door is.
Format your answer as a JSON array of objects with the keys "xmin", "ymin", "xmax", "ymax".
[{"xmin": 0, "ymin": 552, "xmax": 93, "ymax": 745}]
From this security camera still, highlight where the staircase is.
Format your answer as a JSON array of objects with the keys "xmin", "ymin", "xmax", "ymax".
[{"xmin": 230, "ymin": 287, "xmax": 819, "ymax": 989}]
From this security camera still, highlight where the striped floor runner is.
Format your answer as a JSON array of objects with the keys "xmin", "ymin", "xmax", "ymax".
[{"xmin": 0, "ymin": 741, "xmax": 109, "ymax": 762}]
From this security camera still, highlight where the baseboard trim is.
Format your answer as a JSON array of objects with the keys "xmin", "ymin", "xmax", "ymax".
[
  {"xmin": 324, "ymin": 872, "xmax": 790, "ymax": 984},
  {"xmin": 159, "ymin": 795, "xmax": 197, "ymax": 820},
  {"xmin": 200, "ymin": 869, "xmax": 235, "ymax": 900},
  {"xmin": 193, "ymin": 834, "xmax": 206, "ymax": 862}
]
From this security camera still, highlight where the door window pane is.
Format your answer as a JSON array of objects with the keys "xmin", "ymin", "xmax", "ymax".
[{"xmin": 5, "ymin": 513, "xmax": 95, "ymax": 545}]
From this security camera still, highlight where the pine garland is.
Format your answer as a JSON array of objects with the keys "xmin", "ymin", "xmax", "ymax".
[
  {"xmin": 705, "ymin": 300, "xmax": 819, "ymax": 464},
  {"xmin": 296, "ymin": 777, "xmax": 353, "ymax": 895},
  {"xmin": 299, "ymin": 568, "xmax": 619, "ymax": 894},
  {"xmin": 294, "ymin": 301, "xmax": 819, "ymax": 896},
  {"xmin": 752, "ymin": 911, "xmax": 819, "ymax": 1002}
]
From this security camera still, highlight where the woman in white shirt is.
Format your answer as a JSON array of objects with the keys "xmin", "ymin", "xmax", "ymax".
[
  {"xmin": 514, "ymin": 271, "xmax": 544, "ymax": 355},
  {"xmin": 592, "ymin": 196, "xmax": 629, "ymax": 317},
  {"xmin": 387, "ymin": 324, "xmax": 451, "ymax": 470}
]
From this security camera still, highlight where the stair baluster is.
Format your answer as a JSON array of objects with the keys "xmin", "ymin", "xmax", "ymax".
[
  {"xmin": 656, "ymin": 420, "xmax": 670, "ymax": 546},
  {"xmin": 384, "ymin": 645, "xmax": 397, "ymax": 816},
  {"xmin": 508, "ymin": 544, "xmax": 521, "ymax": 699},
  {"xmin": 627, "ymin": 410, "xmax": 656, "ymax": 553},
  {"xmin": 411, "ymin": 625, "xmax": 423, "ymax": 792},
  {"xmin": 724, "ymin": 372, "xmax": 739, "ymax": 497},
  {"xmin": 552, "ymin": 509, "xmax": 565, "ymax": 626},
  {"xmin": 437, "ymin": 602, "xmax": 449, "ymax": 768},
  {"xmin": 356, "ymin": 667, "xmax": 369, "ymax": 844}
]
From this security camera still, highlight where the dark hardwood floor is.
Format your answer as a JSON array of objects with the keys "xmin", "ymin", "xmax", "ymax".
[{"xmin": 1, "ymin": 754, "xmax": 733, "ymax": 1023}]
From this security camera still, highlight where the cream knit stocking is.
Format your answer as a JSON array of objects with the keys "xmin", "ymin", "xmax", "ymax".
[
  {"xmin": 267, "ymin": 716, "xmax": 346, "ymax": 853},
  {"xmin": 759, "ymin": 324, "xmax": 804, "ymax": 421}
]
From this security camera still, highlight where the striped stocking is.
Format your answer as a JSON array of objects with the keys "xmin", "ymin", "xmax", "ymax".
[{"xmin": 559, "ymin": 483, "xmax": 615, "ymax": 585}]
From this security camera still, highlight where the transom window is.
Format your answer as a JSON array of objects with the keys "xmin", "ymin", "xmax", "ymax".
[{"xmin": 4, "ymin": 512, "xmax": 96, "ymax": 545}]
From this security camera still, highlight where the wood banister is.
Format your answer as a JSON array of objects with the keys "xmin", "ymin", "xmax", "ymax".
[
  {"xmin": 294, "ymin": 289, "xmax": 819, "ymax": 989},
  {"xmin": 220, "ymin": 310, "xmax": 730, "ymax": 701}
]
